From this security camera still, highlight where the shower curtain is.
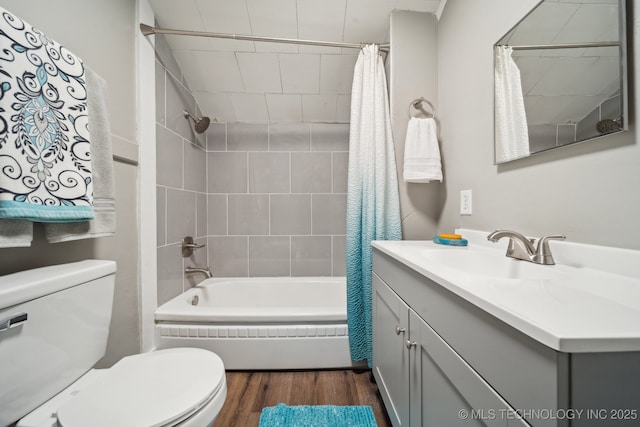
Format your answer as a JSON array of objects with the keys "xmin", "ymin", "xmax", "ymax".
[
  {"xmin": 494, "ymin": 46, "xmax": 530, "ymax": 163},
  {"xmin": 346, "ymin": 44, "xmax": 402, "ymax": 366}
]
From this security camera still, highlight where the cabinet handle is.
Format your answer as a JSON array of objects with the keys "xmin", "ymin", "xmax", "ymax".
[
  {"xmin": 406, "ymin": 340, "xmax": 417, "ymax": 349},
  {"xmin": 395, "ymin": 325, "xmax": 406, "ymax": 335}
]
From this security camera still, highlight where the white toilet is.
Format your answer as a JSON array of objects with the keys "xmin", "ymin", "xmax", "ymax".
[{"xmin": 0, "ymin": 260, "xmax": 227, "ymax": 427}]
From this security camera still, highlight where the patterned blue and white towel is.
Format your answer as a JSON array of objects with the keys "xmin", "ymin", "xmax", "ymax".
[{"xmin": 0, "ymin": 7, "xmax": 94, "ymax": 222}]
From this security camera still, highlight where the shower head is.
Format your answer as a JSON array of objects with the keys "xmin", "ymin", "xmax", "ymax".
[
  {"xmin": 596, "ymin": 117, "xmax": 622, "ymax": 134},
  {"xmin": 184, "ymin": 110, "xmax": 211, "ymax": 134}
]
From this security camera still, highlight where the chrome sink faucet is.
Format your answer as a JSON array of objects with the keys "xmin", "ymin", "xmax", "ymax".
[{"xmin": 487, "ymin": 230, "xmax": 566, "ymax": 265}]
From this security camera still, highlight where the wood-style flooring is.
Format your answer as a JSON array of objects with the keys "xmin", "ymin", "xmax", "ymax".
[{"xmin": 213, "ymin": 369, "xmax": 391, "ymax": 427}]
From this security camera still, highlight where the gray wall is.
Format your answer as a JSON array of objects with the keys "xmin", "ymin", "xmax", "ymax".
[
  {"xmin": 0, "ymin": 0, "xmax": 140, "ymax": 367},
  {"xmin": 389, "ymin": 11, "xmax": 441, "ymax": 240},
  {"xmin": 437, "ymin": 0, "xmax": 640, "ymax": 250}
]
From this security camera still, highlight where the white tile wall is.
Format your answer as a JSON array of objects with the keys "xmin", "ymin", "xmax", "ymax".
[
  {"xmin": 246, "ymin": 0, "xmax": 299, "ymax": 53},
  {"xmin": 156, "ymin": 35, "xmax": 211, "ymax": 305},
  {"xmin": 320, "ymin": 55, "xmax": 359, "ymax": 94},
  {"xmin": 237, "ymin": 53, "xmax": 283, "ymax": 93},
  {"xmin": 157, "ymin": 66, "xmax": 350, "ymax": 304},
  {"xmin": 297, "ymin": 0, "xmax": 347, "ymax": 54},
  {"xmin": 279, "ymin": 54, "xmax": 321, "ymax": 94},
  {"xmin": 265, "ymin": 94, "xmax": 303, "ymax": 122},
  {"xmin": 150, "ymin": 0, "xmax": 214, "ymax": 51},
  {"xmin": 302, "ymin": 94, "xmax": 338, "ymax": 122},
  {"xmin": 205, "ymin": 122, "xmax": 349, "ymax": 278},
  {"xmin": 153, "ymin": 10, "xmax": 359, "ymax": 303},
  {"xmin": 230, "ymin": 93, "xmax": 270, "ymax": 122}
]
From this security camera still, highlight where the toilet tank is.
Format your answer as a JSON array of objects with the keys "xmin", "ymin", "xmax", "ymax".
[{"xmin": 0, "ymin": 260, "xmax": 116, "ymax": 427}]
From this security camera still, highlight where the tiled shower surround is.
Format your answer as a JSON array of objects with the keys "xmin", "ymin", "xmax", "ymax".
[
  {"xmin": 155, "ymin": 35, "xmax": 348, "ymax": 306},
  {"xmin": 206, "ymin": 122, "xmax": 348, "ymax": 279}
]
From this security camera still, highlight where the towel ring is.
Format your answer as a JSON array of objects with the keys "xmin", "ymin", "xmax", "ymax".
[{"xmin": 408, "ymin": 97, "xmax": 436, "ymax": 119}]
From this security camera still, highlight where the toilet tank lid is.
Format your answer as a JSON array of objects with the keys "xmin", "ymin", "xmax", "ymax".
[{"xmin": 0, "ymin": 260, "xmax": 116, "ymax": 310}]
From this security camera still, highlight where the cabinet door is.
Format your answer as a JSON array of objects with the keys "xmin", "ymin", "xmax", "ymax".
[
  {"xmin": 409, "ymin": 310, "xmax": 528, "ymax": 427},
  {"xmin": 373, "ymin": 273, "xmax": 410, "ymax": 427}
]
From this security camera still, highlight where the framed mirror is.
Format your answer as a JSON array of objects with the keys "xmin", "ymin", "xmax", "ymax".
[{"xmin": 494, "ymin": 0, "xmax": 628, "ymax": 164}]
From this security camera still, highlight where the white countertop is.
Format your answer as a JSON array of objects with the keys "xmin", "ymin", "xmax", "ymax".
[{"xmin": 372, "ymin": 229, "xmax": 640, "ymax": 353}]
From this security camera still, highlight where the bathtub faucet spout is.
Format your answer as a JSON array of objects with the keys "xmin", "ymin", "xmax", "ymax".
[{"xmin": 185, "ymin": 266, "xmax": 213, "ymax": 279}]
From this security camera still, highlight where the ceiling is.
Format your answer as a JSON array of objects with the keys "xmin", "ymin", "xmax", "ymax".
[{"xmin": 148, "ymin": 0, "xmax": 444, "ymax": 123}]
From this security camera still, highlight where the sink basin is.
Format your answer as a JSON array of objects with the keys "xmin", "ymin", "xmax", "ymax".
[
  {"xmin": 372, "ymin": 230, "xmax": 640, "ymax": 353},
  {"xmin": 419, "ymin": 248, "xmax": 566, "ymax": 280}
]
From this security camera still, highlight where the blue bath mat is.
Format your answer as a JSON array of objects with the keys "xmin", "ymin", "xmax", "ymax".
[{"xmin": 259, "ymin": 403, "xmax": 378, "ymax": 427}]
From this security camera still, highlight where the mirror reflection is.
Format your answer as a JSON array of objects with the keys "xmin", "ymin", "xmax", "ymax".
[{"xmin": 494, "ymin": 0, "xmax": 627, "ymax": 164}]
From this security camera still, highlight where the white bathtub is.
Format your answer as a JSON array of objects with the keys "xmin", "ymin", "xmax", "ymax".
[{"xmin": 155, "ymin": 277, "xmax": 361, "ymax": 370}]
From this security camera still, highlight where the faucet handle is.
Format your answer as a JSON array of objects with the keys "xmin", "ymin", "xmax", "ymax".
[
  {"xmin": 534, "ymin": 235, "xmax": 566, "ymax": 265},
  {"xmin": 182, "ymin": 236, "xmax": 206, "ymax": 257}
]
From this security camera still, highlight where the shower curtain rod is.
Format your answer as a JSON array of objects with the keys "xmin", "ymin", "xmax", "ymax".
[
  {"xmin": 140, "ymin": 23, "xmax": 390, "ymax": 52},
  {"xmin": 501, "ymin": 41, "xmax": 619, "ymax": 51}
]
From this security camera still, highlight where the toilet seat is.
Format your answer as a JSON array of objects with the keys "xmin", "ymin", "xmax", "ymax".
[{"xmin": 56, "ymin": 348, "xmax": 225, "ymax": 427}]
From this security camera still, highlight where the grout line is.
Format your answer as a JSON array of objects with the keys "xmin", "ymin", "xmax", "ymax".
[
  {"xmin": 224, "ymin": 122, "xmax": 228, "ymax": 152},
  {"xmin": 245, "ymin": 151, "xmax": 250, "ymax": 193},
  {"xmin": 330, "ymin": 235, "xmax": 334, "ymax": 276},
  {"xmin": 245, "ymin": 235, "xmax": 250, "ymax": 276},
  {"xmin": 163, "ymin": 187, "xmax": 168, "ymax": 247},
  {"xmin": 157, "ymin": 185, "xmax": 209, "ymax": 195},
  {"xmin": 289, "ymin": 152, "xmax": 292, "ymax": 193},
  {"xmin": 181, "ymin": 138, "xmax": 186, "ymax": 189},
  {"xmin": 306, "ymin": 193, "xmax": 313, "ymax": 235},
  {"xmin": 207, "ymin": 148, "xmax": 348, "ymax": 154},
  {"xmin": 209, "ymin": 192, "xmax": 346, "ymax": 196},
  {"xmin": 247, "ymin": 235, "xmax": 252, "ymax": 277},
  {"xmin": 330, "ymin": 152, "xmax": 334, "ymax": 193},
  {"xmin": 204, "ymin": 234, "xmax": 339, "ymax": 238},
  {"xmin": 194, "ymin": 192, "xmax": 199, "ymax": 240},
  {"xmin": 225, "ymin": 194, "xmax": 229, "ymax": 236}
]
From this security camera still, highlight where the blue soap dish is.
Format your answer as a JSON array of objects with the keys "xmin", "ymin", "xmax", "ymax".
[{"xmin": 432, "ymin": 236, "xmax": 468, "ymax": 246}]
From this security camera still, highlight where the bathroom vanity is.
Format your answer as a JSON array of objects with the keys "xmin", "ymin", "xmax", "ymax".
[{"xmin": 371, "ymin": 230, "xmax": 640, "ymax": 427}]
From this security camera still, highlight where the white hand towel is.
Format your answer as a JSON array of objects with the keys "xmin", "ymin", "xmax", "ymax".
[
  {"xmin": 403, "ymin": 117, "xmax": 442, "ymax": 183},
  {"xmin": 0, "ymin": 220, "xmax": 32, "ymax": 248},
  {"xmin": 45, "ymin": 67, "xmax": 116, "ymax": 243}
]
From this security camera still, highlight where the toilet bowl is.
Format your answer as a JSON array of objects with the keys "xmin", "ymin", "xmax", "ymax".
[
  {"xmin": 0, "ymin": 260, "xmax": 227, "ymax": 427},
  {"xmin": 18, "ymin": 348, "xmax": 227, "ymax": 427}
]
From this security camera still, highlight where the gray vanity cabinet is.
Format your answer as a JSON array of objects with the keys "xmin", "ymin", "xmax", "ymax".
[
  {"xmin": 373, "ymin": 273, "xmax": 410, "ymax": 426},
  {"xmin": 372, "ymin": 248, "xmax": 640, "ymax": 427},
  {"xmin": 372, "ymin": 249, "xmax": 554, "ymax": 427},
  {"xmin": 373, "ymin": 272, "xmax": 529, "ymax": 427}
]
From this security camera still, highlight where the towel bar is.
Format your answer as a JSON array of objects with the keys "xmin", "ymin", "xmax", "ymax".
[{"xmin": 408, "ymin": 97, "xmax": 436, "ymax": 119}]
